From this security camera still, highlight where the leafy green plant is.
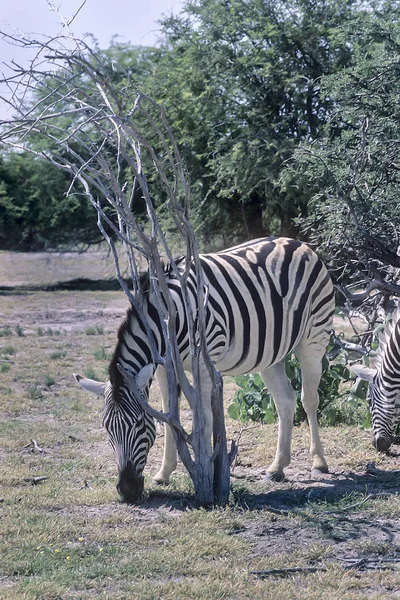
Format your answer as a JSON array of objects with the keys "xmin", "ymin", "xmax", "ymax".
[
  {"xmin": 228, "ymin": 347, "xmax": 369, "ymax": 427},
  {"xmin": 227, "ymin": 374, "xmax": 276, "ymax": 424}
]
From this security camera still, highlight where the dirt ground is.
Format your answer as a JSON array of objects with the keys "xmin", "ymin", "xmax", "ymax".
[{"xmin": 2, "ymin": 279, "xmax": 400, "ymax": 596}]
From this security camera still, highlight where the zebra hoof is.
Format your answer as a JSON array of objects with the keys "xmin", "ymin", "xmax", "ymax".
[
  {"xmin": 311, "ymin": 466, "xmax": 329, "ymax": 478},
  {"xmin": 265, "ymin": 471, "xmax": 286, "ymax": 482},
  {"xmin": 151, "ymin": 478, "xmax": 169, "ymax": 486}
]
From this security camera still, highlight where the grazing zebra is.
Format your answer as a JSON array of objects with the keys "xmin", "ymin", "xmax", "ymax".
[
  {"xmin": 352, "ymin": 306, "xmax": 400, "ymax": 452},
  {"xmin": 75, "ymin": 237, "xmax": 335, "ymax": 502}
]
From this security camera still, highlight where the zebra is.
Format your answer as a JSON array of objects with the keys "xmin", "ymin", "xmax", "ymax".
[
  {"xmin": 75, "ymin": 237, "xmax": 335, "ymax": 502},
  {"xmin": 352, "ymin": 305, "xmax": 400, "ymax": 452}
]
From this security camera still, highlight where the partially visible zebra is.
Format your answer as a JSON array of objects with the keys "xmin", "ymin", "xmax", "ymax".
[
  {"xmin": 352, "ymin": 306, "xmax": 400, "ymax": 452},
  {"xmin": 75, "ymin": 237, "xmax": 335, "ymax": 502}
]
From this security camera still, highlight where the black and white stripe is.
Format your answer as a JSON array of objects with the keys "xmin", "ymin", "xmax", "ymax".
[
  {"xmin": 354, "ymin": 307, "xmax": 400, "ymax": 452},
  {"xmin": 104, "ymin": 236, "xmax": 334, "ymax": 497}
]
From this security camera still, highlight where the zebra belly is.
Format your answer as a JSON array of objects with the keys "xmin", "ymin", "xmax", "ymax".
[{"xmin": 215, "ymin": 341, "xmax": 299, "ymax": 376}]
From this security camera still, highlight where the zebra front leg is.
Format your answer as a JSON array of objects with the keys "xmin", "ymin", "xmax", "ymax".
[
  {"xmin": 296, "ymin": 342, "xmax": 329, "ymax": 476},
  {"xmin": 152, "ymin": 366, "xmax": 179, "ymax": 486},
  {"xmin": 260, "ymin": 362, "xmax": 296, "ymax": 481}
]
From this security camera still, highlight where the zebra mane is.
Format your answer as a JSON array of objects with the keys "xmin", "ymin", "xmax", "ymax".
[
  {"xmin": 108, "ymin": 305, "xmax": 136, "ymax": 397},
  {"xmin": 108, "ymin": 257, "xmax": 186, "ymax": 397},
  {"xmin": 138, "ymin": 256, "xmax": 186, "ymax": 292},
  {"xmin": 373, "ymin": 302, "xmax": 400, "ymax": 371}
]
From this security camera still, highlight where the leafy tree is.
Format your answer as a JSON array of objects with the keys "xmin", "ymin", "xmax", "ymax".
[
  {"xmin": 281, "ymin": 5, "xmax": 400, "ymax": 292},
  {"xmin": 2, "ymin": 0, "xmax": 397, "ymax": 251},
  {"xmin": 0, "ymin": 150, "xmax": 103, "ymax": 250},
  {"xmin": 155, "ymin": 0, "xmax": 363, "ymax": 241}
]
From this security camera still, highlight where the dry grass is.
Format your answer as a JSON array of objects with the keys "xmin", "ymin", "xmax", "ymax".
[
  {"xmin": 0, "ymin": 248, "xmax": 125, "ymax": 287},
  {"xmin": 1, "ymin": 255, "xmax": 400, "ymax": 599}
]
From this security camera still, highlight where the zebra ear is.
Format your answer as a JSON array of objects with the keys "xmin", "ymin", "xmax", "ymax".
[
  {"xmin": 135, "ymin": 364, "xmax": 154, "ymax": 391},
  {"xmin": 351, "ymin": 364, "xmax": 376, "ymax": 383},
  {"xmin": 73, "ymin": 373, "xmax": 107, "ymax": 396}
]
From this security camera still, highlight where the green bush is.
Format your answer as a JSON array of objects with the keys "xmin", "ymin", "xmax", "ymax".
[{"xmin": 227, "ymin": 347, "xmax": 369, "ymax": 427}]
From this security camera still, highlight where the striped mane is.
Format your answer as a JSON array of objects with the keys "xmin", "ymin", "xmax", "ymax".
[
  {"xmin": 108, "ymin": 305, "xmax": 138, "ymax": 399},
  {"xmin": 373, "ymin": 302, "xmax": 400, "ymax": 371},
  {"xmin": 108, "ymin": 259, "xmax": 185, "ymax": 399}
]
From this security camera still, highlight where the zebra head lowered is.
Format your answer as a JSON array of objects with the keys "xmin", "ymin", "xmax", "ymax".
[
  {"xmin": 352, "ymin": 309, "xmax": 400, "ymax": 453},
  {"xmin": 73, "ymin": 363, "xmax": 156, "ymax": 503},
  {"xmin": 352, "ymin": 365, "xmax": 393, "ymax": 452}
]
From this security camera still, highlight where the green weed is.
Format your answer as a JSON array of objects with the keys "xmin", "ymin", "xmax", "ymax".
[
  {"xmin": 44, "ymin": 375, "xmax": 56, "ymax": 387},
  {"xmin": 28, "ymin": 385, "xmax": 43, "ymax": 400},
  {"xmin": 85, "ymin": 325, "xmax": 104, "ymax": 335},
  {"xmin": 84, "ymin": 366, "xmax": 99, "ymax": 380},
  {"xmin": 0, "ymin": 325, "xmax": 12, "ymax": 337},
  {"xmin": 49, "ymin": 350, "xmax": 67, "ymax": 360},
  {"xmin": 93, "ymin": 346, "xmax": 112, "ymax": 361},
  {"xmin": 1, "ymin": 345, "xmax": 16, "ymax": 356},
  {"xmin": 15, "ymin": 324, "xmax": 25, "ymax": 337}
]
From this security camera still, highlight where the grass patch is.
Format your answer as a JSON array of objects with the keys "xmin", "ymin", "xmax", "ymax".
[
  {"xmin": 44, "ymin": 374, "xmax": 56, "ymax": 387},
  {"xmin": 15, "ymin": 324, "xmax": 25, "ymax": 337},
  {"xmin": 1, "ymin": 345, "xmax": 16, "ymax": 356},
  {"xmin": 2, "ymin": 288, "xmax": 400, "ymax": 600},
  {"xmin": 28, "ymin": 385, "xmax": 44, "ymax": 400},
  {"xmin": 0, "ymin": 324, "xmax": 12, "ymax": 337},
  {"xmin": 93, "ymin": 346, "xmax": 112, "ymax": 361},
  {"xmin": 85, "ymin": 325, "xmax": 104, "ymax": 335},
  {"xmin": 83, "ymin": 366, "xmax": 100, "ymax": 380},
  {"xmin": 49, "ymin": 350, "xmax": 67, "ymax": 360}
]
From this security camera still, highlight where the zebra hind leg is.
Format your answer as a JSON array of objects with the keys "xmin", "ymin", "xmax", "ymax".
[
  {"xmin": 260, "ymin": 361, "xmax": 296, "ymax": 481},
  {"xmin": 296, "ymin": 342, "xmax": 329, "ymax": 476}
]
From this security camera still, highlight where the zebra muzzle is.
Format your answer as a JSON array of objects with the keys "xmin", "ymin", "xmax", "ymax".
[{"xmin": 116, "ymin": 463, "xmax": 144, "ymax": 503}]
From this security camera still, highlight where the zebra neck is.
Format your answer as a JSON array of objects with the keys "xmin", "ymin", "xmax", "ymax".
[{"xmin": 109, "ymin": 302, "xmax": 163, "ymax": 388}]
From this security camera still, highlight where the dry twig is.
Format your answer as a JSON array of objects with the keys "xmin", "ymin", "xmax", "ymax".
[{"xmin": 24, "ymin": 476, "xmax": 49, "ymax": 485}]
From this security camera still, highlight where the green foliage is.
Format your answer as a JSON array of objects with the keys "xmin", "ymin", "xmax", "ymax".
[
  {"xmin": 2, "ymin": 0, "xmax": 388, "ymax": 251},
  {"xmin": 227, "ymin": 374, "xmax": 277, "ymax": 424},
  {"xmin": 155, "ymin": 0, "xmax": 362, "ymax": 242},
  {"xmin": 228, "ymin": 348, "xmax": 369, "ymax": 427},
  {"xmin": 28, "ymin": 385, "xmax": 43, "ymax": 400},
  {"xmin": 0, "ymin": 151, "xmax": 106, "ymax": 250},
  {"xmin": 281, "ymin": 4, "xmax": 400, "ymax": 278}
]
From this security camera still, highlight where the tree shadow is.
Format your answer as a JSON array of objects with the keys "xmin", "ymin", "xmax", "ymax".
[{"xmin": 235, "ymin": 467, "xmax": 400, "ymax": 512}]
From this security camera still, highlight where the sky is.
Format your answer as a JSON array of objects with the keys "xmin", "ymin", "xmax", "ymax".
[{"xmin": 0, "ymin": 0, "xmax": 183, "ymax": 119}]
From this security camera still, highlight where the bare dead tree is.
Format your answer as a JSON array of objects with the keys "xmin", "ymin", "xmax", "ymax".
[{"xmin": 0, "ymin": 27, "xmax": 231, "ymax": 505}]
